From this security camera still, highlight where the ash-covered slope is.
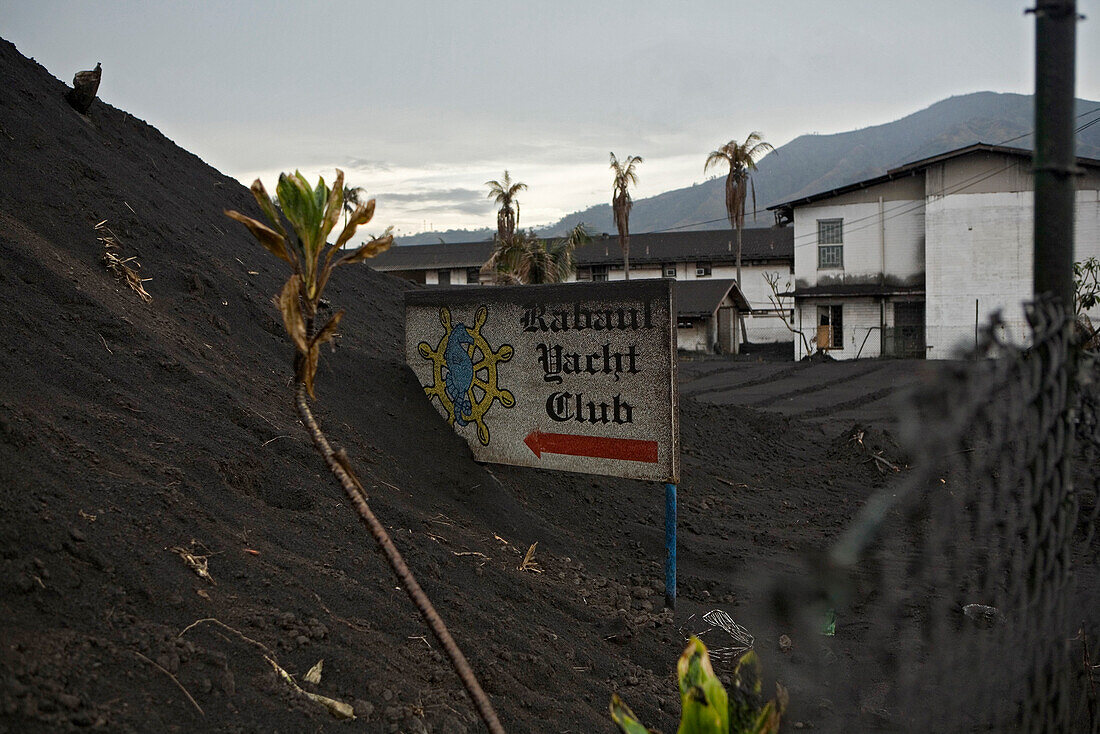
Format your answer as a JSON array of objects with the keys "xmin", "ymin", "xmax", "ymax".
[{"xmin": 0, "ymin": 38, "xmax": 890, "ymax": 733}]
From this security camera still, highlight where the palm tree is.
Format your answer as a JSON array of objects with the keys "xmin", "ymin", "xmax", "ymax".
[
  {"xmin": 526, "ymin": 223, "xmax": 590, "ymax": 284},
  {"xmin": 482, "ymin": 224, "xmax": 590, "ymax": 285},
  {"xmin": 610, "ymin": 153, "xmax": 643, "ymax": 280},
  {"xmin": 342, "ymin": 184, "xmax": 366, "ymax": 228},
  {"xmin": 481, "ymin": 229, "xmax": 533, "ymax": 284},
  {"xmin": 704, "ymin": 132, "xmax": 774, "ymax": 290},
  {"xmin": 485, "ymin": 171, "xmax": 527, "ymax": 247}
]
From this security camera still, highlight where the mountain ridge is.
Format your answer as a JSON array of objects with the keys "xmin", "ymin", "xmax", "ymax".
[{"xmin": 396, "ymin": 91, "xmax": 1100, "ymax": 245}]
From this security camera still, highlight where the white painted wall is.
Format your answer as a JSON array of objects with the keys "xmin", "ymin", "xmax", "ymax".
[
  {"xmin": 603, "ymin": 260, "xmax": 793, "ymax": 343},
  {"xmin": 677, "ymin": 319, "xmax": 711, "ymax": 352},
  {"xmin": 793, "ymin": 298, "xmax": 886, "ymax": 360},
  {"xmin": 925, "ymin": 188, "xmax": 1100, "ymax": 358},
  {"xmin": 792, "ymin": 199, "xmax": 925, "ymax": 290},
  {"xmin": 746, "ymin": 313, "xmax": 797, "ymax": 344}
]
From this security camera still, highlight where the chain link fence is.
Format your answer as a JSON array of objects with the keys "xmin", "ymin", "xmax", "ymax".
[{"xmin": 780, "ymin": 298, "xmax": 1100, "ymax": 732}]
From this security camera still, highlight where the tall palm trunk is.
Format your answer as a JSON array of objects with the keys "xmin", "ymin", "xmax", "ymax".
[
  {"xmin": 736, "ymin": 225, "xmax": 743, "ymax": 291},
  {"xmin": 736, "ymin": 225, "xmax": 747, "ymax": 351}
]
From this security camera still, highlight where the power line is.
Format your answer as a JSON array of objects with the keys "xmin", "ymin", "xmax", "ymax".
[
  {"xmin": 634, "ymin": 105, "xmax": 1100, "ymax": 238},
  {"xmin": 788, "ymin": 108, "xmax": 1100, "ymax": 250}
]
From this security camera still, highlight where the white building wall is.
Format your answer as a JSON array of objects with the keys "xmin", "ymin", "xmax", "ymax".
[
  {"xmin": 677, "ymin": 319, "xmax": 711, "ymax": 352},
  {"xmin": 793, "ymin": 200, "xmax": 924, "ymax": 290},
  {"xmin": 793, "ymin": 298, "xmax": 885, "ymax": 360},
  {"xmin": 925, "ymin": 191, "xmax": 1031, "ymax": 358},
  {"xmin": 925, "ymin": 188, "xmax": 1100, "ymax": 358},
  {"xmin": 746, "ymin": 313, "xmax": 795, "ymax": 343},
  {"xmin": 601, "ymin": 260, "xmax": 793, "ymax": 343},
  {"xmin": 928, "ymin": 189, "xmax": 1100, "ymax": 358}
]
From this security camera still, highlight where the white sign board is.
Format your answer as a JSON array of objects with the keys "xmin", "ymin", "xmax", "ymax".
[{"xmin": 404, "ymin": 280, "xmax": 679, "ymax": 483}]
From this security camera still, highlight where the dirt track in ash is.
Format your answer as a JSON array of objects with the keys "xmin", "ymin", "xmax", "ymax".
[
  {"xmin": 680, "ymin": 356, "xmax": 939, "ymax": 429},
  {"xmin": 1, "ymin": 38, "xmax": 914, "ymax": 733}
]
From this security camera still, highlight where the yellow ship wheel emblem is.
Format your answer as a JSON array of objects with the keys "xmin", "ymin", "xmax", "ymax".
[{"xmin": 417, "ymin": 306, "xmax": 515, "ymax": 445}]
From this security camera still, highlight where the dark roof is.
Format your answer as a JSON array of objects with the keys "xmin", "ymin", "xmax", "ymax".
[
  {"xmin": 788, "ymin": 283, "xmax": 925, "ymax": 299},
  {"xmin": 767, "ymin": 142, "xmax": 1100, "ymax": 212},
  {"xmin": 369, "ymin": 240, "xmax": 494, "ymax": 270},
  {"xmin": 368, "ymin": 228, "xmax": 792, "ymax": 272},
  {"xmin": 675, "ymin": 279, "xmax": 750, "ymax": 316},
  {"xmin": 577, "ymin": 228, "xmax": 791, "ymax": 266}
]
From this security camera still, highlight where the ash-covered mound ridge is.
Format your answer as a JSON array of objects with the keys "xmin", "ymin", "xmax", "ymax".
[{"xmin": 0, "ymin": 38, "xmax": 889, "ymax": 733}]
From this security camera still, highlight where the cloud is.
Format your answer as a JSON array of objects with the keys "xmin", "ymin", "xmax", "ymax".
[
  {"xmin": 376, "ymin": 187, "xmax": 494, "ymax": 215},
  {"xmin": 343, "ymin": 158, "xmax": 394, "ymax": 173},
  {"xmin": 378, "ymin": 187, "xmax": 483, "ymax": 203}
]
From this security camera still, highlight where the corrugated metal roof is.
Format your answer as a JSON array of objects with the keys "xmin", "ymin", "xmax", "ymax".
[
  {"xmin": 368, "ymin": 228, "xmax": 792, "ymax": 272},
  {"xmin": 768, "ymin": 142, "xmax": 1100, "ymax": 212}
]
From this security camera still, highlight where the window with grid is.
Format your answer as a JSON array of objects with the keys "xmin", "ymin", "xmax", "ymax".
[
  {"xmin": 592, "ymin": 265, "xmax": 609, "ymax": 282},
  {"xmin": 466, "ymin": 267, "xmax": 481, "ymax": 284},
  {"xmin": 817, "ymin": 218, "xmax": 843, "ymax": 269}
]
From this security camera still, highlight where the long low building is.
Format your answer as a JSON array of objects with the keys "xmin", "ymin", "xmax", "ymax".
[
  {"xmin": 368, "ymin": 228, "xmax": 795, "ymax": 347},
  {"xmin": 768, "ymin": 143, "xmax": 1100, "ymax": 360}
]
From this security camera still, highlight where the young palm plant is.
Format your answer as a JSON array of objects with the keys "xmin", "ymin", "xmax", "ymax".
[
  {"xmin": 611, "ymin": 637, "xmax": 786, "ymax": 734},
  {"xmin": 610, "ymin": 153, "xmax": 643, "ymax": 280},
  {"xmin": 482, "ymin": 229, "xmax": 535, "ymax": 284},
  {"xmin": 225, "ymin": 170, "xmax": 504, "ymax": 734}
]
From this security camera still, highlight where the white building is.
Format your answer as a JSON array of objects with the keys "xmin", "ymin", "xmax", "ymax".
[
  {"xmin": 368, "ymin": 229, "xmax": 794, "ymax": 348},
  {"xmin": 768, "ymin": 143, "xmax": 1100, "ymax": 360},
  {"xmin": 673, "ymin": 279, "xmax": 751, "ymax": 353}
]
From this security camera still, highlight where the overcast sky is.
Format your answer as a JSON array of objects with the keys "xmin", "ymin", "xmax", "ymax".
[{"xmin": 4, "ymin": 1, "xmax": 1098, "ymax": 237}]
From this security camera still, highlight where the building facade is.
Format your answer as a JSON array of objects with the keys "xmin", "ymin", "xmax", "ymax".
[
  {"xmin": 368, "ymin": 228, "xmax": 795, "ymax": 346},
  {"xmin": 769, "ymin": 144, "xmax": 1100, "ymax": 360}
]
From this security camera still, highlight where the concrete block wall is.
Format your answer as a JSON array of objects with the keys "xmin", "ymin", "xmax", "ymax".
[
  {"xmin": 925, "ymin": 189, "xmax": 1100, "ymax": 358},
  {"xmin": 746, "ymin": 313, "xmax": 797, "ymax": 344},
  {"xmin": 925, "ymin": 191, "xmax": 1032, "ymax": 358},
  {"xmin": 793, "ymin": 298, "xmax": 888, "ymax": 360}
]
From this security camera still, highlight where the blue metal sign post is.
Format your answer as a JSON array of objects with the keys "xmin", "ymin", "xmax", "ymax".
[{"xmin": 665, "ymin": 482, "xmax": 676, "ymax": 609}]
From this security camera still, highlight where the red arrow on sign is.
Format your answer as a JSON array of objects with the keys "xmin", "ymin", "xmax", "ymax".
[{"xmin": 523, "ymin": 430, "xmax": 659, "ymax": 464}]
